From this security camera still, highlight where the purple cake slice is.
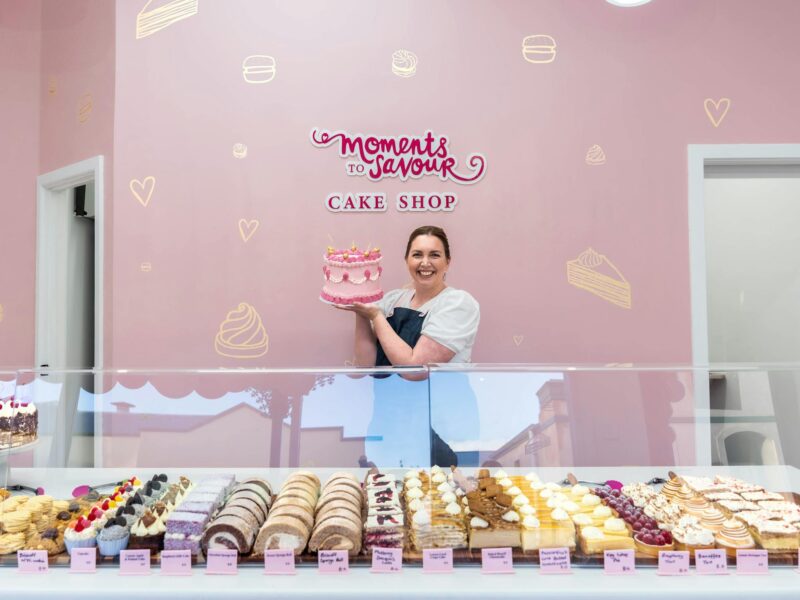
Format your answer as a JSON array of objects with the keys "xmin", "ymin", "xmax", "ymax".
[
  {"xmin": 178, "ymin": 501, "xmax": 216, "ymax": 515},
  {"xmin": 164, "ymin": 533, "xmax": 202, "ymax": 554},
  {"xmin": 165, "ymin": 511, "xmax": 209, "ymax": 536}
]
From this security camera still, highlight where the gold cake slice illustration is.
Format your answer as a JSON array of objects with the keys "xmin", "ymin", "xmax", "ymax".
[
  {"xmin": 567, "ymin": 248, "xmax": 631, "ymax": 309},
  {"xmin": 214, "ymin": 302, "xmax": 269, "ymax": 358},
  {"xmin": 136, "ymin": 0, "xmax": 199, "ymax": 40}
]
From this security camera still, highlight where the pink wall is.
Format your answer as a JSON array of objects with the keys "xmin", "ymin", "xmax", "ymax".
[
  {"xmin": 111, "ymin": 0, "xmax": 800, "ymax": 369},
  {"xmin": 0, "ymin": 0, "xmax": 115, "ymax": 368},
  {"xmin": 0, "ymin": 1, "xmax": 41, "ymax": 367},
  {"xmin": 40, "ymin": 0, "xmax": 116, "ymax": 367},
  {"xmin": 6, "ymin": 1, "xmax": 800, "ymax": 371}
]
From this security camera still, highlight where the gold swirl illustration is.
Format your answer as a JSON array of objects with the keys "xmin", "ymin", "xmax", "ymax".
[{"xmin": 214, "ymin": 302, "xmax": 269, "ymax": 358}]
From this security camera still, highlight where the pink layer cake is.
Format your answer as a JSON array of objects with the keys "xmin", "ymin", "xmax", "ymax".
[{"xmin": 321, "ymin": 245, "xmax": 384, "ymax": 305}]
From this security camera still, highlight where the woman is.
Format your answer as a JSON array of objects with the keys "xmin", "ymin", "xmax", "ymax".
[{"xmin": 337, "ymin": 226, "xmax": 480, "ymax": 466}]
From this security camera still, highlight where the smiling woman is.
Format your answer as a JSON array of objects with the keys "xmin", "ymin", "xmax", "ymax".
[
  {"xmin": 335, "ymin": 226, "xmax": 481, "ymax": 467},
  {"xmin": 336, "ymin": 226, "xmax": 480, "ymax": 368}
]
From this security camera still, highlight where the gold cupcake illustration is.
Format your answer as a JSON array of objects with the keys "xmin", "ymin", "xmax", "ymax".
[
  {"xmin": 392, "ymin": 49, "xmax": 418, "ymax": 78},
  {"xmin": 567, "ymin": 248, "xmax": 631, "ymax": 309},
  {"xmin": 214, "ymin": 302, "xmax": 269, "ymax": 358},
  {"xmin": 585, "ymin": 144, "xmax": 606, "ymax": 165}
]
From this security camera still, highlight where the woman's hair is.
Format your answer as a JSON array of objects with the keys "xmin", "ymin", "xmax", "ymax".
[{"xmin": 404, "ymin": 225, "xmax": 451, "ymax": 260}]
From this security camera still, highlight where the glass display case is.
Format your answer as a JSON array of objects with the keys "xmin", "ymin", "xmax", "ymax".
[{"xmin": 2, "ymin": 365, "xmax": 800, "ymax": 572}]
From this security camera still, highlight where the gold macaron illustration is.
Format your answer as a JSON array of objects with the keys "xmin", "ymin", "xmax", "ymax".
[
  {"xmin": 522, "ymin": 34, "xmax": 557, "ymax": 64},
  {"xmin": 243, "ymin": 55, "xmax": 276, "ymax": 84}
]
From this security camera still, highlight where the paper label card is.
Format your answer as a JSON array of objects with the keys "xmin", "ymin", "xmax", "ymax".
[
  {"xmin": 540, "ymin": 547, "xmax": 571, "ymax": 574},
  {"xmin": 264, "ymin": 549, "xmax": 296, "ymax": 575},
  {"xmin": 423, "ymin": 548, "xmax": 453, "ymax": 573},
  {"xmin": 119, "ymin": 549, "xmax": 151, "ymax": 576},
  {"xmin": 161, "ymin": 550, "xmax": 192, "ymax": 576},
  {"xmin": 481, "ymin": 547, "xmax": 514, "ymax": 574},
  {"xmin": 371, "ymin": 547, "xmax": 402, "ymax": 573},
  {"xmin": 206, "ymin": 549, "xmax": 237, "ymax": 575},
  {"xmin": 736, "ymin": 550, "xmax": 769, "ymax": 575},
  {"xmin": 70, "ymin": 547, "xmax": 96, "ymax": 574},
  {"xmin": 695, "ymin": 549, "xmax": 728, "ymax": 575},
  {"xmin": 604, "ymin": 550, "xmax": 635, "ymax": 575},
  {"xmin": 18, "ymin": 550, "xmax": 48, "ymax": 574},
  {"xmin": 318, "ymin": 550, "xmax": 349, "ymax": 574},
  {"xmin": 658, "ymin": 551, "xmax": 690, "ymax": 576}
]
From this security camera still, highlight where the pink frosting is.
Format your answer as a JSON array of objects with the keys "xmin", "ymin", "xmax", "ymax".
[
  {"xmin": 324, "ymin": 248, "xmax": 383, "ymax": 266},
  {"xmin": 320, "ymin": 289, "xmax": 384, "ymax": 305}
]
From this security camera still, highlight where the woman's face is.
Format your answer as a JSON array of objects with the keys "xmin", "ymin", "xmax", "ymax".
[{"xmin": 406, "ymin": 235, "xmax": 449, "ymax": 291}]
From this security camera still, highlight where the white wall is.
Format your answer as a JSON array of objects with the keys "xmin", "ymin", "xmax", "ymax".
[{"xmin": 705, "ymin": 175, "xmax": 800, "ymax": 363}]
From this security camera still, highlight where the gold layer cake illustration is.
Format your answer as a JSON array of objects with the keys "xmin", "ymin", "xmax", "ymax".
[{"xmin": 567, "ymin": 247, "xmax": 632, "ymax": 309}]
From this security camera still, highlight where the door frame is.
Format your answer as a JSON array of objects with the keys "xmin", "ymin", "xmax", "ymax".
[
  {"xmin": 688, "ymin": 144, "xmax": 800, "ymax": 466},
  {"xmin": 35, "ymin": 156, "xmax": 104, "ymax": 371}
]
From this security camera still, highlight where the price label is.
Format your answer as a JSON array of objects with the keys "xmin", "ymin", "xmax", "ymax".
[
  {"xmin": 264, "ymin": 549, "xmax": 296, "ymax": 575},
  {"xmin": 657, "ymin": 550, "xmax": 690, "ymax": 576},
  {"xmin": 318, "ymin": 550, "xmax": 349, "ymax": 574},
  {"xmin": 695, "ymin": 549, "xmax": 728, "ymax": 575},
  {"xmin": 422, "ymin": 548, "xmax": 453, "ymax": 573},
  {"xmin": 17, "ymin": 550, "xmax": 48, "ymax": 574},
  {"xmin": 206, "ymin": 549, "xmax": 238, "ymax": 575},
  {"xmin": 604, "ymin": 550, "xmax": 635, "ymax": 575},
  {"xmin": 70, "ymin": 547, "xmax": 96, "ymax": 574},
  {"xmin": 540, "ymin": 547, "xmax": 571, "ymax": 574},
  {"xmin": 371, "ymin": 547, "xmax": 402, "ymax": 573},
  {"xmin": 119, "ymin": 549, "xmax": 151, "ymax": 576},
  {"xmin": 736, "ymin": 550, "xmax": 769, "ymax": 575},
  {"xmin": 160, "ymin": 550, "xmax": 192, "ymax": 576},
  {"xmin": 481, "ymin": 547, "xmax": 514, "ymax": 574}
]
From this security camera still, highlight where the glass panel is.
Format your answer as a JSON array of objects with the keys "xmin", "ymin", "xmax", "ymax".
[
  {"xmin": 428, "ymin": 364, "xmax": 698, "ymax": 469},
  {"xmin": 0, "ymin": 370, "xmax": 16, "ymax": 490},
  {"xmin": 11, "ymin": 367, "xmax": 431, "ymax": 473}
]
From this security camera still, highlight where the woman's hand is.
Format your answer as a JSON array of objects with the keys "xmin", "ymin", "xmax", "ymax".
[{"xmin": 334, "ymin": 302, "xmax": 381, "ymax": 322}]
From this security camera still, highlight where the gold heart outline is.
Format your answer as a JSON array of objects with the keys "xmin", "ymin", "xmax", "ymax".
[
  {"xmin": 130, "ymin": 176, "xmax": 156, "ymax": 207},
  {"xmin": 238, "ymin": 219, "xmax": 260, "ymax": 243},
  {"xmin": 704, "ymin": 98, "xmax": 731, "ymax": 128},
  {"xmin": 513, "ymin": 335, "xmax": 523, "ymax": 347}
]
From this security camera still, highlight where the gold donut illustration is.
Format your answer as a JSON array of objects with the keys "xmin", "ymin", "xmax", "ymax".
[{"xmin": 392, "ymin": 49, "xmax": 418, "ymax": 78}]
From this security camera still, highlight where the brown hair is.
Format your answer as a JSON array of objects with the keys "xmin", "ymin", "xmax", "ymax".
[{"xmin": 404, "ymin": 226, "xmax": 451, "ymax": 260}]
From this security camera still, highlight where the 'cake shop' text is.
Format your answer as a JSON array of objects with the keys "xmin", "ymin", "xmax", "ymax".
[{"xmin": 326, "ymin": 192, "xmax": 458, "ymax": 213}]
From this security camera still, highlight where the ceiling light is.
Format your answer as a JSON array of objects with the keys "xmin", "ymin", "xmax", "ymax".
[{"xmin": 606, "ymin": 0, "xmax": 653, "ymax": 6}]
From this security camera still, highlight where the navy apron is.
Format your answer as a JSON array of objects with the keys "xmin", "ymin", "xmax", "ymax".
[{"xmin": 374, "ymin": 307, "xmax": 458, "ymax": 467}]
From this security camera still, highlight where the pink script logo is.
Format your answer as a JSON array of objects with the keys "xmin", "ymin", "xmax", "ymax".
[{"xmin": 310, "ymin": 128, "xmax": 487, "ymax": 184}]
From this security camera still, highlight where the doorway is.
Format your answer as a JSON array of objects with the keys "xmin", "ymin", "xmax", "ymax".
[
  {"xmin": 35, "ymin": 155, "xmax": 104, "ymax": 466},
  {"xmin": 688, "ymin": 144, "xmax": 800, "ymax": 466}
]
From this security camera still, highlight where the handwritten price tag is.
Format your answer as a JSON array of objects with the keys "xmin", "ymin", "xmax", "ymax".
[
  {"xmin": 264, "ymin": 549, "xmax": 296, "ymax": 575},
  {"xmin": 695, "ymin": 549, "xmax": 728, "ymax": 575},
  {"xmin": 481, "ymin": 547, "xmax": 514, "ymax": 574},
  {"xmin": 70, "ymin": 547, "xmax": 96, "ymax": 573},
  {"xmin": 18, "ymin": 550, "xmax": 48, "ymax": 574},
  {"xmin": 658, "ymin": 551, "xmax": 690, "ymax": 576},
  {"xmin": 319, "ymin": 550, "xmax": 349, "ymax": 574},
  {"xmin": 206, "ymin": 549, "xmax": 237, "ymax": 575},
  {"xmin": 371, "ymin": 547, "xmax": 402, "ymax": 573},
  {"xmin": 604, "ymin": 550, "xmax": 635, "ymax": 575},
  {"xmin": 423, "ymin": 548, "xmax": 453, "ymax": 573},
  {"xmin": 540, "ymin": 547, "xmax": 571, "ymax": 574},
  {"xmin": 161, "ymin": 550, "xmax": 192, "ymax": 576},
  {"xmin": 736, "ymin": 550, "xmax": 769, "ymax": 575},
  {"xmin": 119, "ymin": 549, "xmax": 151, "ymax": 576}
]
